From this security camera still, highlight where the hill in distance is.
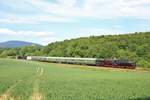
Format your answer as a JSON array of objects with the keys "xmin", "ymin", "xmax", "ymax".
[{"xmin": 0, "ymin": 40, "xmax": 42, "ymax": 48}]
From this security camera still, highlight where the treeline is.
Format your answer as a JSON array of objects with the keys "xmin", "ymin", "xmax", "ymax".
[
  {"xmin": 0, "ymin": 46, "xmax": 43, "ymax": 58},
  {"xmin": 0, "ymin": 32, "xmax": 150, "ymax": 68}
]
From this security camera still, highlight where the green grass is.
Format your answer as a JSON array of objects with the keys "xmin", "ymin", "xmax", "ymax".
[{"xmin": 0, "ymin": 59, "xmax": 150, "ymax": 100}]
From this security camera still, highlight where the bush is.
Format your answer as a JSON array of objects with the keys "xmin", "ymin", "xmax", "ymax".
[
  {"xmin": 7, "ymin": 56, "xmax": 16, "ymax": 59},
  {"xmin": 137, "ymin": 59, "xmax": 150, "ymax": 68},
  {"xmin": 0, "ymin": 51, "xmax": 7, "ymax": 58}
]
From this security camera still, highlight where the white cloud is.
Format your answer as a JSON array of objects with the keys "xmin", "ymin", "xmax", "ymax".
[
  {"xmin": 25, "ymin": 0, "xmax": 150, "ymax": 19},
  {"xmin": 0, "ymin": 0, "xmax": 150, "ymax": 25},
  {"xmin": 0, "ymin": 28, "xmax": 16, "ymax": 35},
  {"xmin": 0, "ymin": 0, "xmax": 149, "ymax": 44},
  {"xmin": 82, "ymin": 28, "xmax": 123, "ymax": 35},
  {"xmin": 26, "ymin": 0, "xmax": 87, "ymax": 17},
  {"xmin": 40, "ymin": 37, "xmax": 62, "ymax": 45},
  {"xmin": 0, "ymin": 17, "xmax": 35, "ymax": 24},
  {"xmin": 67, "ymin": 28, "xmax": 124, "ymax": 38},
  {"xmin": 0, "ymin": 28, "xmax": 57, "ymax": 45},
  {"xmin": 0, "ymin": 13, "xmax": 75, "ymax": 24},
  {"xmin": 0, "ymin": 28, "xmax": 54, "ymax": 37},
  {"xmin": 0, "ymin": 27, "xmax": 125, "ymax": 45}
]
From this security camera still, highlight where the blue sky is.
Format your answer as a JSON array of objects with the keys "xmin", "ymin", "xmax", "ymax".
[{"xmin": 0, "ymin": 0, "xmax": 150, "ymax": 45}]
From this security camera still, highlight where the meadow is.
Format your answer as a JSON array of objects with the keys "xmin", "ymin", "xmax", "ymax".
[{"xmin": 0, "ymin": 59, "xmax": 150, "ymax": 100}]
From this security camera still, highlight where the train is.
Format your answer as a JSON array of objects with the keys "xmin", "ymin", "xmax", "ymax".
[{"xmin": 27, "ymin": 56, "xmax": 136, "ymax": 69}]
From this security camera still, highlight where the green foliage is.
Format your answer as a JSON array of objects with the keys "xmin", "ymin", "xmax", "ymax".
[
  {"xmin": 137, "ymin": 59, "xmax": 150, "ymax": 68},
  {"xmin": 43, "ymin": 32, "xmax": 150, "ymax": 67},
  {"xmin": 0, "ymin": 51, "xmax": 8, "ymax": 58},
  {"xmin": 19, "ymin": 45, "xmax": 42, "ymax": 56},
  {"xmin": 33, "ymin": 50, "xmax": 44, "ymax": 56},
  {"xmin": 136, "ymin": 44, "xmax": 150, "ymax": 61},
  {"xmin": 116, "ymin": 49, "xmax": 138, "ymax": 62},
  {"xmin": 0, "ymin": 32, "xmax": 150, "ymax": 67}
]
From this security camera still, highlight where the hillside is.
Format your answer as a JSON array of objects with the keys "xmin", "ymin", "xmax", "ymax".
[
  {"xmin": 43, "ymin": 32, "xmax": 150, "ymax": 67},
  {"xmin": 0, "ymin": 32, "xmax": 149, "ymax": 67},
  {"xmin": 0, "ymin": 40, "xmax": 41, "ymax": 48}
]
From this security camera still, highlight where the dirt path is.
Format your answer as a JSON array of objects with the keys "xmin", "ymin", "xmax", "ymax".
[
  {"xmin": 39, "ymin": 68, "xmax": 43, "ymax": 77},
  {"xmin": 37, "ymin": 67, "xmax": 40, "ymax": 73},
  {"xmin": 0, "ymin": 80, "xmax": 22, "ymax": 100},
  {"xmin": 30, "ymin": 67, "xmax": 44, "ymax": 100},
  {"xmin": 31, "ymin": 92, "xmax": 42, "ymax": 100},
  {"xmin": 31, "ymin": 80, "xmax": 42, "ymax": 100}
]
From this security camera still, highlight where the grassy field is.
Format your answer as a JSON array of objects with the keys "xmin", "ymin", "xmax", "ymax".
[{"xmin": 0, "ymin": 59, "xmax": 150, "ymax": 100}]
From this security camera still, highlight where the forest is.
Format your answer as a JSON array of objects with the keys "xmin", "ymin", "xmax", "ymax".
[{"xmin": 0, "ymin": 32, "xmax": 150, "ymax": 68}]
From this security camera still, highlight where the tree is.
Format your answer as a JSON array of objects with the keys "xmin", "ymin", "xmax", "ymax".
[
  {"xmin": 137, "ymin": 59, "xmax": 150, "ymax": 68},
  {"xmin": 0, "ymin": 50, "xmax": 7, "ymax": 58},
  {"xmin": 19, "ymin": 46, "xmax": 41, "ymax": 56},
  {"xmin": 136, "ymin": 44, "xmax": 150, "ymax": 61},
  {"xmin": 116, "ymin": 49, "xmax": 138, "ymax": 62}
]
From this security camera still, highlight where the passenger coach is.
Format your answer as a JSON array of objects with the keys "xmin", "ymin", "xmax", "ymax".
[{"xmin": 27, "ymin": 56, "xmax": 136, "ymax": 69}]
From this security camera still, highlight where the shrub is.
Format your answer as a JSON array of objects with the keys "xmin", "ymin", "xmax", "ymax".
[{"xmin": 137, "ymin": 59, "xmax": 150, "ymax": 68}]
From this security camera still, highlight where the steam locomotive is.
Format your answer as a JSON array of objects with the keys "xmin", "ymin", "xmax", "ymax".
[{"xmin": 27, "ymin": 56, "xmax": 136, "ymax": 69}]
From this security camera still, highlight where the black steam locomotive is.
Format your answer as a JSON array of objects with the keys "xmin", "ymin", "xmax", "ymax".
[{"xmin": 96, "ymin": 59, "xmax": 136, "ymax": 69}]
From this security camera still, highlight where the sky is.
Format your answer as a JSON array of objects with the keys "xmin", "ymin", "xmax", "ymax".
[{"xmin": 0, "ymin": 0, "xmax": 150, "ymax": 45}]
